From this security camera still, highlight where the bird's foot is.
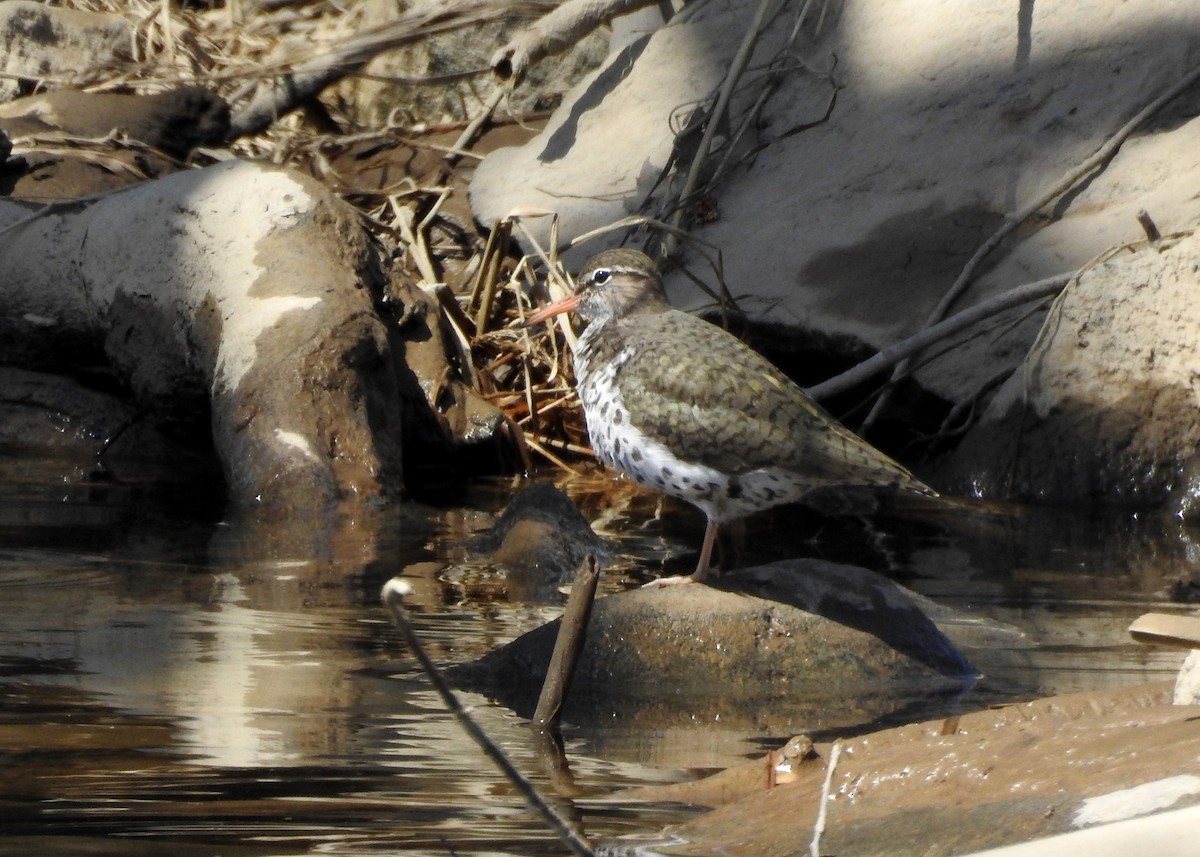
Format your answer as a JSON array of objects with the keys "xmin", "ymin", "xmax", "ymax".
[
  {"xmin": 641, "ymin": 574, "xmax": 698, "ymax": 589},
  {"xmin": 641, "ymin": 567, "xmax": 711, "ymax": 588}
]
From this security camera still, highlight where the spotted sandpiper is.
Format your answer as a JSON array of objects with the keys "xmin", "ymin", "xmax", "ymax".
[{"xmin": 526, "ymin": 249, "xmax": 935, "ymax": 585}]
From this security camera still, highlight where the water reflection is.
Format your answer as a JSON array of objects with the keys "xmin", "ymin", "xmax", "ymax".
[
  {"xmin": 0, "ymin": 466, "xmax": 1195, "ymax": 854},
  {"xmin": 0, "ymin": 476, "xmax": 694, "ymax": 855}
]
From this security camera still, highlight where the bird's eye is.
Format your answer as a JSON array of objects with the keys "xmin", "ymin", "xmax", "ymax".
[{"xmin": 591, "ymin": 268, "xmax": 612, "ymax": 286}]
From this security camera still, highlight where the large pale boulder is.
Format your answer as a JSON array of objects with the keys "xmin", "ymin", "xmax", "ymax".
[
  {"xmin": 935, "ymin": 229, "xmax": 1200, "ymax": 513},
  {"xmin": 0, "ymin": 1, "xmax": 131, "ymax": 101},
  {"xmin": 0, "ymin": 160, "xmax": 406, "ymax": 511},
  {"xmin": 470, "ymin": 0, "xmax": 1200, "ymax": 410}
]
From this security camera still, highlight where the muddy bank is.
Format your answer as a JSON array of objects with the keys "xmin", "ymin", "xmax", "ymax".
[{"xmin": 608, "ymin": 681, "xmax": 1200, "ymax": 857}]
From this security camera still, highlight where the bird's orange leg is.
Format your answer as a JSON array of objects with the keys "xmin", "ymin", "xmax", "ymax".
[
  {"xmin": 643, "ymin": 519, "xmax": 718, "ymax": 588},
  {"xmin": 693, "ymin": 519, "xmax": 718, "ymax": 581}
]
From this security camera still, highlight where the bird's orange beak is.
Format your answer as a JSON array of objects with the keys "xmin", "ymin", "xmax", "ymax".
[{"xmin": 524, "ymin": 293, "xmax": 581, "ymax": 327}]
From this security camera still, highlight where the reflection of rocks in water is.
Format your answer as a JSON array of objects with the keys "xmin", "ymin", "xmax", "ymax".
[
  {"xmin": 449, "ymin": 482, "xmax": 610, "ymax": 602},
  {"xmin": 452, "ymin": 558, "xmax": 975, "ymax": 733},
  {"xmin": 1170, "ymin": 575, "xmax": 1200, "ymax": 604}
]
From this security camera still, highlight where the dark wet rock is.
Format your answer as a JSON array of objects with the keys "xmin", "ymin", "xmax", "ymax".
[
  {"xmin": 1170, "ymin": 576, "xmax": 1200, "ymax": 605},
  {"xmin": 385, "ymin": 277, "xmax": 506, "ymax": 461},
  {"xmin": 0, "ymin": 2, "xmax": 130, "ymax": 101},
  {"xmin": 0, "ymin": 366, "xmax": 208, "ymax": 465},
  {"xmin": 0, "ymin": 366, "xmax": 132, "ymax": 446},
  {"xmin": 451, "ymin": 558, "xmax": 973, "ymax": 730},
  {"xmin": 0, "ymin": 367, "xmax": 224, "ymax": 501},
  {"xmin": 466, "ymin": 482, "xmax": 610, "ymax": 598},
  {"xmin": 440, "ymin": 483, "xmax": 608, "ymax": 602},
  {"xmin": 934, "ymin": 230, "xmax": 1200, "ymax": 514}
]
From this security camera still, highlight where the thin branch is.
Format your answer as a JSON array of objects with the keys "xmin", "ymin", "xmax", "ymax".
[
  {"xmin": 491, "ymin": 0, "xmax": 660, "ymax": 84},
  {"xmin": 440, "ymin": 84, "xmax": 506, "ymax": 180},
  {"xmin": 810, "ymin": 739, "xmax": 842, "ymax": 857},
  {"xmin": 381, "ymin": 578, "xmax": 596, "ymax": 857},
  {"xmin": 230, "ymin": 1, "xmax": 547, "ymax": 138},
  {"xmin": 806, "ymin": 271, "xmax": 1072, "ymax": 401},
  {"xmin": 533, "ymin": 556, "xmax": 600, "ymax": 726},
  {"xmin": 664, "ymin": 0, "xmax": 776, "ymax": 256}
]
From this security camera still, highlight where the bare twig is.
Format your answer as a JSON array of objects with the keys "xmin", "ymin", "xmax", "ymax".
[
  {"xmin": 1136, "ymin": 208, "xmax": 1162, "ymax": 243},
  {"xmin": 440, "ymin": 84, "xmax": 507, "ymax": 179},
  {"xmin": 491, "ymin": 0, "xmax": 660, "ymax": 84},
  {"xmin": 523, "ymin": 433, "xmax": 588, "ymax": 472},
  {"xmin": 806, "ymin": 271, "xmax": 1072, "ymax": 401},
  {"xmin": 810, "ymin": 739, "xmax": 842, "ymax": 857},
  {"xmin": 230, "ymin": 1, "xmax": 547, "ymax": 138},
  {"xmin": 470, "ymin": 217, "xmax": 515, "ymax": 334},
  {"xmin": 664, "ymin": 0, "xmax": 776, "ymax": 257},
  {"xmin": 381, "ymin": 578, "xmax": 596, "ymax": 857},
  {"xmin": 533, "ymin": 556, "xmax": 600, "ymax": 726}
]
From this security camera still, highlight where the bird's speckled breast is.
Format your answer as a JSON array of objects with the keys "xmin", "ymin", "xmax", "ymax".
[{"xmin": 573, "ymin": 321, "xmax": 812, "ymax": 523}]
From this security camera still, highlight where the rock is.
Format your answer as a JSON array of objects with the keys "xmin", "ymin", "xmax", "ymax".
[
  {"xmin": 469, "ymin": 0, "xmax": 1200, "ymax": 412},
  {"xmin": 0, "ymin": 366, "xmax": 217, "ymax": 479},
  {"xmin": 341, "ymin": 0, "xmax": 612, "ymax": 128},
  {"xmin": 0, "ymin": 160, "xmax": 407, "ymax": 512},
  {"xmin": 1174, "ymin": 650, "xmax": 1200, "ymax": 705},
  {"xmin": 466, "ymin": 482, "xmax": 610, "ymax": 595},
  {"xmin": 934, "ymin": 230, "xmax": 1200, "ymax": 512},
  {"xmin": 0, "ymin": 367, "xmax": 133, "ymax": 452},
  {"xmin": 385, "ymin": 277, "xmax": 507, "ymax": 461},
  {"xmin": 0, "ymin": 86, "xmax": 230, "ymax": 158},
  {"xmin": 469, "ymin": 2, "xmax": 721, "ymax": 264},
  {"xmin": 439, "ymin": 482, "xmax": 611, "ymax": 602},
  {"xmin": 0, "ymin": 2, "xmax": 131, "ymax": 101},
  {"xmin": 611, "ymin": 682, "xmax": 1200, "ymax": 857},
  {"xmin": 0, "ymin": 86, "xmax": 231, "ymax": 200},
  {"xmin": 452, "ymin": 558, "xmax": 973, "ymax": 730}
]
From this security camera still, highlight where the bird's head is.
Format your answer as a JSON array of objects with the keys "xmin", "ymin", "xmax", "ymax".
[{"xmin": 526, "ymin": 248, "xmax": 671, "ymax": 327}]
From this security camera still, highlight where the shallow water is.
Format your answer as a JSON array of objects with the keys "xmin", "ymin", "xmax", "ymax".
[{"xmin": 0, "ymin": 459, "xmax": 1193, "ymax": 855}]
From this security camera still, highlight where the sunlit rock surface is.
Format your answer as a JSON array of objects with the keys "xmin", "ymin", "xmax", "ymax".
[
  {"xmin": 0, "ymin": 160, "xmax": 407, "ymax": 510},
  {"xmin": 470, "ymin": 0, "xmax": 1200, "ymax": 410},
  {"xmin": 610, "ymin": 683, "xmax": 1200, "ymax": 857},
  {"xmin": 0, "ymin": 1, "xmax": 130, "ymax": 101},
  {"xmin": 453, "ymin": 558, "xmax": 974, "ymax": 731},
  {"xmin": 936, "ymin": 229, "xmax": 1200, "ymax": 512}
]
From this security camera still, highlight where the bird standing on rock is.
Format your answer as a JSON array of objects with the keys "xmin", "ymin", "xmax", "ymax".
[{"xmin": 526, "ymin": 248, "xmax": 935, "ymax": 586}]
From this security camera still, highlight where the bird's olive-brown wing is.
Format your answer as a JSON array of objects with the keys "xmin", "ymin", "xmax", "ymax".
[{"xmin": 613, "ymin": 310, "xmax": 927, "ymax": 491}]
